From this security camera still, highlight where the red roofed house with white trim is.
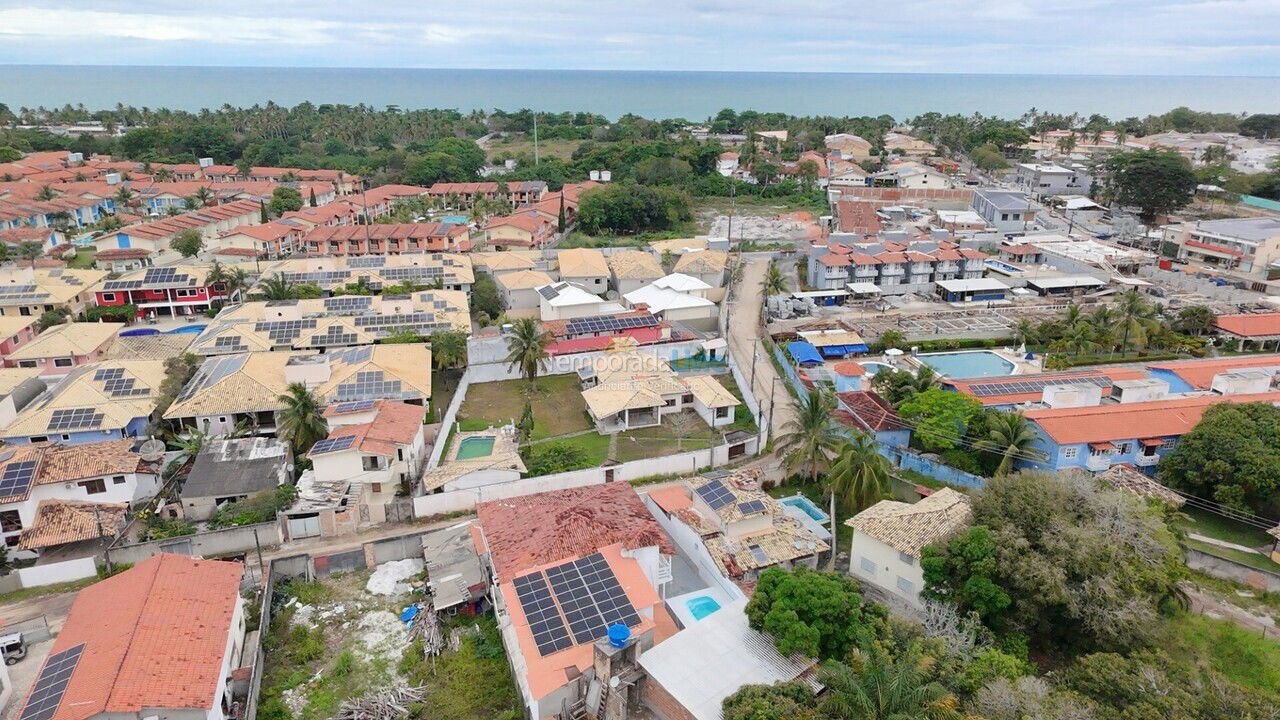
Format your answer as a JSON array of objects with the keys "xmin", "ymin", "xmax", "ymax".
[
  {"xmin": 14, "ymin": 554, "xmax": 247, "ymax": 720},
  {"xmin": 307, "ymin": 400, "xmax": 429, "ymax": 523}
]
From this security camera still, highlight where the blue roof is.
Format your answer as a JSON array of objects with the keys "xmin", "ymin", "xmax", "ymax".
[
  {"xmin": 820, "ymin": 344, "xmax": 870, "ymax": 357},
  {"xmin": 786, "ymin": 340, "xmax": 824, "ymax": 366}
]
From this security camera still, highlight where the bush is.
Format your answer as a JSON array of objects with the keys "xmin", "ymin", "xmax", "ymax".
[
  {"xmin": 208, "ymin": 485, "xmax": 297, "ymax": 528},
  {"xmin": 523, "ymin": 441, "xmax": 591, "ymax": 476},
  {"xmin": 85, "ymin": 304, "xmax": 137, "ymax": 322}
]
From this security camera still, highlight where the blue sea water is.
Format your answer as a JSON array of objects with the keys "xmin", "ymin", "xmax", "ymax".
[{"xmin": 3, "ymin": 66, "xmax": 1279, "ymax": 120}]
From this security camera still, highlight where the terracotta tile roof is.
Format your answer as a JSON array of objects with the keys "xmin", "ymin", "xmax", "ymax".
[
  {"xmin": 476, "ymin": 481, "xmax": 674, "ymax": 578},
  {"xmin": 1147, "ymin": 355, "xmax": 1280, "ymax": 390},
  {"xmin": 18, "ymin": 499, "xmax": 127, "ymax": 550},
  {"xmin": 93, "ymin": 248, "xmax": 152, "ymax": 261},
  {"xmin": 647, "ymin": 485, "xmax": 693, "ymax": 513},
  {"xmin": 313, "ymin": 400, "xmax": 425, "ymax": 457},
  {"xmin": 848, "ymin": 252, "xmax": 882, "ymax": 266},
  {"xmin": 1023, "ymin": 391, "xmax": 1280, "ymax": 444},
  {"xmin": 608, "ymin": 250, "xmax": 665, "ymax": 280},
  {"xmin": 817, "ymin": 253, "xmax": 851, "ymax": 267},
  {"xmin": 959, "ymin": 248, "xmax": 988, "ymax": 259},
  {"xmin": 557, "ymin": 248, "xmax": 609, "ymax": 277},
  {"xmin": 673, "ymin": 250, "xmax": 728, "ymax": 274},
  {"xmin": 835, "ymin": 391, "xmax": 909, "ymax": 432},
  {"xmin": 1098, "ymin": 464, "xmax": 1185, "ymax": 506},
  {"xmin": 38, "ymin": 439, "xmax": 152, "ymax": 486},
  {"xmin": 845, "ymin": 487, "xmax": 971, "ymax": 557},
  {"xmin": 875, "ymin": 251, "xmax": 908, "ymax": 263},
  {"xmin": 17, "ymin": 554, "xmax": 242, "ymax": 720},
  {"xmin": 1215, "ymin": 313, "xmax": 1280, "ymax": 338}
]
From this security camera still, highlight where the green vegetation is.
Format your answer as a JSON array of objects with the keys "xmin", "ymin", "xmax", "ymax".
[
  {"xmin": 275, "ymin": 383, "xmax": 328, "ymax": 455},
  {"xmin": 1163, "ymin": 613, "xmax": 1280, "ymax": 697},
  {"xmin": 613, "ymin": 412, "xmax": 715, "ymax": 462},
  {"xmin": 401, "ymin": 615, "xmax": 521, "ymax": 720},
  {"xmin": 1161, "ymin": 402, "xmax": 1280, "ymax": 516},
  {"xmin": 1173, "ymin": 504, "xmax": 1274, "ymax": 548},
  {"xmin": 208, "ymin": 485, "xmax": 298, "ymax": 528},
  {"xmin": 522, "ymin": 435, "xmax": 610, "ymax": 476},
  {"xmin": 775, "ymin": 389, "xmax": 843, "ymax": 482},
  {"xmin": 1096, "ymin": 149, "xmax": 1197, "ymax": 223},
  {"xmin": 458, "ymin": 374, "xmax": 591, "ymax": 439},
  {"xmin": 745, "ymin": 566, "xmax": 885, "ymax": 660},
  {"xmin": 503, "ymin": 317, "xmax": 552, "ymax": 385},
  {"xmin": 139, "ymin": 509, "xmax": 196, "ymax": 540},
  {"xmin": 576, "ymin": 183, "xmax": 692, "ymax": 235},
  {"xmin": 0, "ymin": 575, "xmax": 99, "ymax": 604},
  {"xmin": 84, "ymin": 303, "xmax": 137, "ymax": 322},
  {"xmin": 169, "ymin": 228, "xmax": 204, "ymax": 257},
  {"xmin": 898, "ymin": 388, "xmax": 981, "ymax": 453},
  {"xmin": 66, "ymin": 248, "xmax": 96, "ymax": 269},
  {"xmin": 1184, "ymin": 539, "xmax": 1280, "ymax": 573}
]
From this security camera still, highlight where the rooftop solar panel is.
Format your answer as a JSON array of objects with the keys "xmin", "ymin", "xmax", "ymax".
[
  {"xmin": 967, "ymin": 374, "xmax": 1113, "ymax": 398},
  {"xmin": 736, "ymin": 499, "xmax": 766, "ymax": 515},
  {"xmin": 545, "ymin": 553, "xmax": 641, "ymax": 646},
  {"xmin": 47, "ymin": 408, "xmax": 104, "ymax": 431},
  {"xmin": 310, "ymin": 435, "xmax": 356, "ymax": 454},
  {"xmin": 19, "ymin": 643, "xmax": 84, "ymax": 720},
  {"xmin": 93, "ymin": 367, "xmax": 124, "ymax": 381},
  {"xmin": 513, "ymin": 571, "xmax": 573, "ymax": 656},
  {"xmin": 331, "ymin": 400, "xmax": 375, "ymax": 414},
  {"xmin": 0, "ymin": 460, "xmax": 38, "ymax": 499},
  {"xmin": 695, "ymin": 479, "xmax": 735, "ymax": 510}
]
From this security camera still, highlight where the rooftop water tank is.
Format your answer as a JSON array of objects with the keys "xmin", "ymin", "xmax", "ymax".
[{"xmin": 607, "ymin": 623, "xmax": 630, "ymax": 648}]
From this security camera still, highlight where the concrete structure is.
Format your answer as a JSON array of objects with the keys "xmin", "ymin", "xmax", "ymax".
[
  {"xmin": 578, "ymin": 352, "xmax": 739, "ymax": 433},
  {"xmin": 307, "ymin": 401, "xmax": 427, "ymax": 523},
  {"xmin": 847, "ymin": 488, "xmax": 971, "ymax": 608},
  {"xmin": 5, "ymin": 322, "xmax": 117, "ymax": 375},
  {"xmin": 1015, "ymin": 163, "xmax": 1092, "ymax": 195},
  {"xmin": 536, "ymin": 281, "xmax": 619, "ymax": 321},
  {"xmin": 556, "ymin": 248, "xmax": 610, "ymax": 294},
  {"xmin": 972, "ymin": 189, "xmax": 1036, "ymax": 234},
  {"xmin": 1161, "ymin": 217, "xmax": 1280, "ymax": 290},
  {"xmin": 609, "ymin": 250, "xmax": 666, "ymax": 295},
  {"xmin": 266, "ymin": 253, "xmax": 474, "ymax": 294},
  {"xmin": 497, "ymin": 270, "xmax": 556, "ymax": 311},
  {"xmin": 95, "ymin": 265, "xmax": 232, "ymax": 319}
]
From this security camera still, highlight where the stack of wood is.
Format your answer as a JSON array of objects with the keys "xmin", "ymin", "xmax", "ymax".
[
  {"xmin": 420, "ymin": 607, "xmax": 445, "ymax": 658},
  {"xmin": 333, "ymin": 686, "xmax": 425, "ymax": 720}
]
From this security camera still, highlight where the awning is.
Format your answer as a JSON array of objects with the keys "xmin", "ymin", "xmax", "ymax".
[
  {"xmin": 786, "ymin": 340, "xmax": 824, "ymax": 366},
  {"xmin": 1089, "ymin": 441, "xmax": 1117, "ymax": 452},
  {"xmin": 846, "ymin": 282, "xmax": 882, "ymax": 294},
  {"xmin": 819, "ymin": 344, "xmax": 870, "ymax": 357},
  {"xmin": 1139, "ymin": 438, "xmax": 1164, "ymax": 447}
]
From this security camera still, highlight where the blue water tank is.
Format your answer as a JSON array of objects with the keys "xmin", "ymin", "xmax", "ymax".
[{"xmin": 607, "ymin": 624, "xmax": 630, "ymax": 648}]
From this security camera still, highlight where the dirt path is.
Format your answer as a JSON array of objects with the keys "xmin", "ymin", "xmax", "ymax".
[
  {"xmin": 1184, "ymin": 583, "xmax": 1279, "ymax": 638},
  {"xmin": 728, "ymin": 258, "xmax": 796, "ymax": 443}
]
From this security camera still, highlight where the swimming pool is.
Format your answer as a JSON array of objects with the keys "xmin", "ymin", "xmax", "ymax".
[
  {"xmin": 455, "ymin": 436, "xmax": 495, "ymax": 460},
  {"xmin": 685, "ymin": 595, "xmax": 722, "ymax": 621},
  {"xmin": 860, "ymin": 362, "xmax": 894, "ymax": 375},
  {"xmin": 779, "ymin": 495, "xmax": 828, "ymax": 523},
  {"xmin": 920, "ymin": 351, "xmax": 1015, "ymax": 378},
  {"xmin": 119, "ymin": 324, "xmax": 208, "ymax": 337},
  {"xmin": 985, "ymin": 259, "xmax": 1024, "ymax": 275}
]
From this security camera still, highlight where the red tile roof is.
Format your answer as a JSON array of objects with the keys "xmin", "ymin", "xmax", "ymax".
[
  {"xmin": 836, "ymin": 200, "xmax": 882, "ymax": 234},
  {"xmin": 834, "ymin": 391, "xmax": 909, "ymax": 432},
  {"xmin": 1147, "ymin": 355, "xmax": 1280, "ymax": 389},
  {"xmin": 817, "ymin": 253, "xmax": 851, "ymax": 267},
  {"xmin": 92, "ymin": 248, "xmax": 152, "ymax": 261},
  {"xmin": 315, "ymin": 400, "xmax": 426, "ymax": 457},
  {"xmin": 1023, "ymin": 391, "xmax": 1280, "ymax": 444},
  {"xmin": 1214, "ymin": 313, "xmax": 1280, "ymax": 338},
  {"xmin": 476, "ymin": 481, "xmax": 675, "ymax": 579},
  {"xmin": 18, "ymin": 554, "xmax": 243, "ymax": 720}
]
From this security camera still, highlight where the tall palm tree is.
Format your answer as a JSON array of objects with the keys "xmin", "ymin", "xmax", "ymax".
[
  {"xmin": 1058, "ymin": 322, "xmax": 1097, "ymax": 356},
  {"xmin": 819, "ymin": 645, "xmax": 962, "ymax": 720},
  {"xmin": 504, "ymin": 317, "xmax": 552, "ymax": 386},
  {"xmin": 1013, "ymin": 318, "xmax": 1036, "ymax": 347},
  {"xmin": 193, "ymin": 186, "xmax": 215, "ymax": 208},
  {"xmin": 275, "ymin": 383, "xmax": 328, "ymax": 454},
  {"xmin": 776, "ymin": 389, "xmax": 843, "ymax": 483},
  {"xmin": 258, "ymin": 275, "xmax": 296, "ymax": 301},
  {"xmin": 825, "ymin": 434, "xmax": 892, "ymax": 551},
  {"xmin": 763, "ymin": 261, "xmax": 789, "ymax": 295},
  {"xmin": 429, "ymin": 330, "xmax": 467, "ymax": 371},
  {"xmin": 1063, "ymin": 303, "xmax": 1083, "ymax": 328},
  {"xmin": 17, "ymin": 241, "xmax": 42, "ymax": 269},
  {"xmin": 974, "ymin": 412, "xmax": 1047, "ymax": 476},
  {"xmin": 1116, "ymin": 289, "xmax": 1157, "ymax": 353},
  {"xmin": 168, "ymin": 426, "xmax": 207, "ymax": 463},
  {"xmin": 34, "ymin": 185, "xmax": 57, "ymax": 201}
]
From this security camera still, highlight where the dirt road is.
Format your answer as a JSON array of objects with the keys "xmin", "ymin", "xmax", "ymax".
[{"xmin": 727, "ymin": 257, "xmax": 796, "ymax": 448}]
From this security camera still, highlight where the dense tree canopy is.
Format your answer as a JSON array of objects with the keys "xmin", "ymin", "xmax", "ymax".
[
  {"xmin": 575, "ymin": 183, "xmax": 692, "ymax": 235},
  {"xmin": 898, "ymin": 388, "xmax": 981, "ymax": 453},
  {"xmin": 744, "ymin": 566, "xmax": 885, "ymax": 660},
  {"xmin": 1097, "ymin": 149, "xmax": 1196, "ymax": 222},
  {"xmin": 1160, "ymin": 402, "xmax": 1280, "ymax": 515}
]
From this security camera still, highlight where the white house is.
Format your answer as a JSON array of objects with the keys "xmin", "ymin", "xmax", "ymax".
[
  {"xmin": 535, "ymin": 281, "xmax": 621, "ymax": 321},
  {"xmin": 623, "ymin": 276, "xmax": 717, "ymax": 327},
  {"xmin": 845, "ymin": 488, "xmax": 971, "ymax": 608},
  {"xmin": 0, "ymin": 439, "xmax": 160, "ymax": 560},
  {"xmin": 578, "ymin": 352, "xmax": 739, "ymax": 433},
  {"xmin": 309, "ymin": 400, "xmax": 428, "ymax": 522},
  {"xmin": 496, "ymin": 270, "xmax": 555, "ymax": 311}
]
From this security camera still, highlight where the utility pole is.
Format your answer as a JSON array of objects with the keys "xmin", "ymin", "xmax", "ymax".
[
  {"xmin": 93, "ymin": 505, "xmax": 112, "ymax": 574},
  {"xmin": 253, "ymin": 527, "xmax": 265, "ymax": 580},
  {"xmin": 533, "ymin": 112, "xmax": 539, "ymax": 166}
]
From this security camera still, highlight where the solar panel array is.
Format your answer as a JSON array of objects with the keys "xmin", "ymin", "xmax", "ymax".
[
  {"xmin": 513, "ymin": 572, "xmax": 573, "ymax": 656},
  {"xmin": 213, "ymin": 335, "xmax": 248, "ymax": 352},
  {"xmin": 47, "ymin": 408, "xmax": 104, "ymax": 431},
  {"xmin": 310, "ymin": 435, "xmax": 356, "ymax": 454},
  {"xmin": 101, "ymin": 279, "xmax": 143, "ymax": 291},
  {"xmin": 18, "ymin": 643, "xmax": 85, "ymax": 720},
  {"xmin": 331, "ymin": 399, "xmax": 375, "ymax": 414},
  {"xmin": 103, "ymin": 377, "xmax": 149, "ymax": 397},
  {"xmin": 142, "ymin": 267, "xmax": 193, "ymax": 287},
  {"xmin": 544, "ymin": 553, "xmax": 642, "ymax": 645},
  {"xmin": 0, "ymin": 290, "xmax": 52, "ymax": 303},
  {"xmin": 310, "ymin": 325, "xmax": 358, "ymax": 347},
  {"xmin": 354, "ymin": 312, "xmax": 438, "ymax": 330},
  {"xmin": 695, "ymin": 479, "xmax": 735, "ymax": 510},
  {"xmin": 323, "ymin": 296, "xmax": 374, "ymax": 313},
  {"xmin": 736, "ymin": 499, "xmax": 766, "ymax": 515},
  {"xmin": 967, "ymin": 375, "xmax": 1113, "ymax": 397},
  {"xmin": 565, "ymin": 314, "xmax": 658, "ymax": 336},
  {"xmin": 175, "ymin": 354, "xmax": 249, "ymax": 403},
  {"xmin": 536, "ymin": 284, "xmax": 561, "ymax": 300},
  {"xmin": 382, "ymin": 266, "xmax": 444, "ymax": 280},
  {"xmin": 93, "ymin": 368, "xmax": 124, "ymax": 381},
  {"xmin": 348, "ymin": 256, "xmax": 387, "ymax": 268},
  {"xmin": 0, "ymin": 285, "xmax": 38, "ymax": 294},
  {"xmin": 0, "ymin": 460, "xmax": 38, "ymax": 499},
  {"xmin": 334, "ymin": 370, "xmax": 407, "ymax": 401},
  {"xmin": 749, "ymin": 545, "xmax": 770, "ymax": 565},
  {"xmin": 254, "ymin": 319, "xmax": 318, "ymax": 344},
  {"xmin": 282, "ymin": 270, "xmax": 352, "ymax": 286}
]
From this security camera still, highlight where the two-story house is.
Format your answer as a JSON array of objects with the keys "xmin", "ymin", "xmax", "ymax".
[{"xmin": 308, "ymin": 400, "xmax": 428, "ymax": 522}]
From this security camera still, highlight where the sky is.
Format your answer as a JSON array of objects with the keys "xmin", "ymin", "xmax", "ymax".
[{"xmin": 0, "ymin": 0, "xmax": 1278, "ymax": 76}]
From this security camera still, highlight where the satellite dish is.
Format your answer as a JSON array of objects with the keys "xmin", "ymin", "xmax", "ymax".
[{"xmin": 139, "ymin": 439, "xmax": 166, "ymax": 462}]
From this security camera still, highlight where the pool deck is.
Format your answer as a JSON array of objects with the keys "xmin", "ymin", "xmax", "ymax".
[
  {"xmin": 898, "ymin": 348, "xmax": 1042, "ymax": 378},
  {"xmin": 778, "ymin": 496, "xmax": 833, "ymax": 541},
  {"xmin": 665, "ymin": 585, "xmax": 734, "ymax": 628},
  {"xmin": 447, "ymin": 426, "xmax": 518, "ymax": 464}
]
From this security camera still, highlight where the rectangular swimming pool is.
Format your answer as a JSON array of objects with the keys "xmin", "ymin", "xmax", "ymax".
[
  {"xmin": 779, "ymin": 495, "xmax": 828, "ymax": 523},
  {"xmin": 455, "ymin": 436, "xmax": 495, "ymax": 460},
  {"xmin": 920, "ymin": 351, "xmax": 1015, "ymax": 378}
]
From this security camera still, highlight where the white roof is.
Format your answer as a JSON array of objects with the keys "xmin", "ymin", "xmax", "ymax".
[
  {"xmin": 652, "ymin": 272, "xmax": 713, "ymax": 293},
  {"xmin": 846, "ymin": 282, "xmax": 882, "ymax": 294},
  {"xmin": 536, "ymin": 281, "xmax": 602, "ymax": 308},
  {"xmin": 935, "ymin": 278, "xmax": 1010, "ymax": 293},
  {"xmin": 1063, "ymin": 197, "xmax": 1103, "ymax": 210},
  {"xmin": 624, "ymin": 284, "xmax": 714, "ymax": 313},
  {"xmin": 936, "ymin": 210, "xmax": 986, "ymax": 224},
  {"xmin": 638, "ymin": 600, "xmax": 816, "ymax": 720},
  {"xmin": 1026, "ymin": 275, "xmax": 1106, "ymax": 289}
]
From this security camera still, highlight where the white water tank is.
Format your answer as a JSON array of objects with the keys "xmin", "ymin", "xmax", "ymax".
[
  {"xmin": 589, "ymin": 170, "xmax": 600, "ymax": 181},
  {"xmin": 599, "ymin": 170, "xmax": 612, "ymax": 182},
  {"xmin": 1111, "ymin": 378, "xmax": 1169, "ymax": 403},
  {"xmin": 199, "ymin": 157, "xmax": 214, "ymax": 168},
  {"xmin": 1042, "ymin": 383, "xmax": 1103, "ymax": 408},
  {"xmin": 1211, "ymin": 368, "xmax": 1276, "ymax": 395},
  {"xmin": 105, "ymin": 173, "xmax": 120, "ymax": 185}
]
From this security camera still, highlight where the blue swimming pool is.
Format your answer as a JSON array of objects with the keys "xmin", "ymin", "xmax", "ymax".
[
  {"xmin": 860, "ymin": 362, "xmax": 894, "ymax": 375},
  {"xmin": 167, "ymin": 324, "xmax": 207, "ymax": 334},
  {"xmin": 685, "ymin": 595, "xmax": 722, "ymax": 621},
  {"xmin": 920, "ymin": 351, "xmax": 1015, "ymax": 378},
  {"xmin": 780, "ymin": 495, "xmax": 828, "ymax": 523}
]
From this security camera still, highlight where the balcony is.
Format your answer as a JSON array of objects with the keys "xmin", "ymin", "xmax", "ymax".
[
  {"xmin": 879, "ymin": 265, "xmax": 905, "ymax": 276},
  {"xmin": 935, "ymin": 262, "xmax": 960, "ymax": 273},
  {"xmin": 1085, "ymin": 454, "xmax": 1112, "ymax": 472},
  {"xmin": 1133, "ymin": 453, "xmax": 1159, "ymax": 467}
]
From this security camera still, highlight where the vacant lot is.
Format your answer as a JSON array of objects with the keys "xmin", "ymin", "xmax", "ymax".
[
  {"xmin": 484, "ymin": 137, "xmax": 581, "ymax": 163},
  {"xmin": 1163, "ymin": 613, "xmax": 1280, "ymax": 698},
  {"xmin": 614, "ymin": 410, "xmax": 716, "ymax": 463},
  {"xmin": 458, "ymin": 373, "xmax": 591, "ymax": 440}
]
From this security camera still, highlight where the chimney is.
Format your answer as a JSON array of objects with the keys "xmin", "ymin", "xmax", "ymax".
[{"xmin": 590, "ymin": 625, "xmax": 646, "ymax": 720}]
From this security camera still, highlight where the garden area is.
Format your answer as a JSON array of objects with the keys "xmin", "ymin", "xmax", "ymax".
[{"xmin": 456, "ymin": 373, "xmax": 592, "ymax": 439}]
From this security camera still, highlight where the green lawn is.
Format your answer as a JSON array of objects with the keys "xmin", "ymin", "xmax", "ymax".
[
  {"xmin": 485, "ymin": 137, "xmax": 581, "ymax": 163},
  {"xmin": 457, "ymin": 374, "xmax": 591, "ymax": 439},
  {"xmin": 1163, "ymin": 613, "xmax": 1280, "ymax": 698},
  {"xmin": 1185, "ymin": 539, "xmax": 1280, "ymax": 574},
  {"xmin": 613, "ymin": 411, "xmax": 715, "ymax": 463},
  {"xmin": 67, "ymin": 248, "xmax": 96, "ymax": 269},
  {"xmin": 1176, "ymin": 505, "xmax": 1275, "ymax": 549},
  {"xmin": 714, "ymin": 372, "xmax": 760, "ymax": 434}
]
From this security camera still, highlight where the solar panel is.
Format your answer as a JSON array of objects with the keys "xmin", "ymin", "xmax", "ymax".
[
  {"xmin": 310, "ymin": 435, "xmax": 356, "ymax": 454},
  {"xmin": 334, "ymin": 370, "xmax": 410, "ymax": 401},
  {"xmin": 347, "ymin": 256, "xmax": 387, "ymax": 269},
  {"xmin": 19, "ymin": 643, "xmax": 84, "ymax": 720},
  {"xmin": 544, "ymin": 553, "xmax": 641, "ymax": 646},
  {"xmin": 331, "ymin": 400, "xmax": 375, "ymax": 414},
  {"xmin": 537, "ymin": 285, "xmax": 560, "ymax": 300},
  {"xmin": 142, "ymin": 267, "xmax": 190, "ymax": 286},
  {"xmin": 967, "ymin": 374, "xmax": 1113, "ymax": 398},
  {"xmin": 323, "ymin": 296, "xmax": 374, "ymax": 313},
  {"xmin": 0, "ymin": 460, "xmax": 38, "ymax": 498},
  {"xmin": 310, "ymin": 325, "xmax": 358, "ymax": 347},
  {"xmin": 737, "ymin": 500, "xmax": 765, "ymax": 515},
  {"xmin": 513, "ymin": 571, "xmax": 573, "ymax": 656},
  {"xmin": 175, "ymin": 354, "xmax": 249, "ymax": 404},
  {"xmin": 47, "ymin": 408, "xmax": 104, "ymax": 431},
  {"xmin": 214, "ymin": 335, "xmax": 247, "ymax": 349},
  {"xmin": 749, "ymin": 545, "xmax": 770, "ymax": 566},
  {"xmin": 94, "ymin": 367, "xmax": 124, "ymax": 381},
  {"xmin": 101, "ymin": 280, "xmax": 142, "ymax": 291},
  {"xmin": 565, "ymin": 314, "xmax": 658, "ymax": 337},
  {"xmin": 695, "ymin": 479, "xmax": 735, "ymax": 510}
]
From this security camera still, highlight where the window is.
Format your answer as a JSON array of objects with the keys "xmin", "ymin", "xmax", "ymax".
[
  {"xmin": 1116, "ymin": 442, "xmax": 1132, "ymax": 455},
  {"xmin": 397, "ymin": 448, "xmax": 404, "ymax": 461},
  {"xmin": 1061, "ymin": 447, "xmax": 1078, "ymax": 460},
  {"xmin": 371, "ymin": 482, "xmax": 382, "ymax": 493},
  {"xmin": 17, "ymin": 360, "xmax": 36, "ymax": 368},
  {"xmin": 29, "ymin": 436, "xmax": 47, "ymax": 443},
  {"xmin": 859, "ymin": 556, "xmax": 876, "ymax": 573},
  {"xmin": 898, "ymin": 551, "xmax": 915, "ymax": 566},
  {"xmin": 9, "ymin": 336, "xmax": 18, "ymax": 345},
  {"xmin": 101, "ymin": 292, "xmax": 116, "ymax": 303},
  {"xmin": 79, "ymin": 478, "xmax": 106, "ymax": 494},
  {"xmin": 175, "ymin": 289, "xmax": 195, "ymax": 298},
  {"xmin": 1001, "ymin": 213, "xmax": 1009, "ymax": 221},
  {"xmin": 0, "ymin": 510, "xmax": 21, "ymax": 533},
  {"xmin": 19, "ymin": 307, "xmax": 29, "ymax": 316},
  {"xmin": 53, "ymin": 357, "xmax": 73, "ymax": 368},
  {"xmin": 1163, "ymin": 438, "xmax": 1178, "ymax": 450},
  {"xmin": 113, "ymin": 475, "xmax": 126, "ymax": 484},
  {"xmin": 362, "ymin": 456, "xmax": 383, "ymax": 472},
  {"xmin": 682, "ymin": 393, "xmax": 694, "ymax": 404},
  {"xmin": 896, "ymin": 576, "xmax": 915, "ymax": 593},
  {"xmin": 664, "ymin": 398, "xmax": 676, "ymax": 407},
  {"xmin": 3, "ymin": 536, "xmax": 16, "ymax": 547}
]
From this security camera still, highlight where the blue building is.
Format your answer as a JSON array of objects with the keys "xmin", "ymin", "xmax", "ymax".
[
  {"xmin": 835, "ymin": 391, "xmax": 912, "ymax": 448},
  {"xmin": 0, "ymin": 360, "xmax": 165, "ymax": 445},
  {"xmin": 1020, "ymin": 391, "xmax": 1280, "ymax": 474}
]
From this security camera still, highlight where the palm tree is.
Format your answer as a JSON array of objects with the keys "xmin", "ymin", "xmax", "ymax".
[
  {"xmin": 429, "ymin": 330, "xmax": 467, "ymax": 371},
  {"xmin": 1175, "ymin": 305, "xmax": 1214, "ymax": 336},
  {"xmin": 1116, "ymin": 289, "xmax": 1157, "ymax": 353},
  {"xmin": 1059, "ymin": 322, "xmax": 1097, "ymax": 356},
  {"xmin": 224, "ymin": 267, "xmax": 249, "ymax": 302},
  {"xmin": 275, "ymin": 383, "xmax": 328, "ymax": 454},
  {"xmin": 764, "ymin": 261, "xmax": 790, "ymax": 295},
  {"xmin": 34, "ymin": 185, "xmax": 57, "ymax": 201},
  {"xmin": 17, "ymin": 241, "xmax": 42, "ymax": 269},
  {"xmin": 113, "ymin": 187, "xmax": 137, "ymax": 213},
  {"xmin": 1063, "ymin": 303, "xmax": 1084, "ymax": 328},
  {"xmin": 825, "ymin": 434, "xmax": 891, "ymax": 551},
  {"xmin": 258, "ymin": 275, "xmax": 296, "ymax": 301},
  {"xmin": 974, "ymin": 412, "xmax": 1047, "ymax": 476},
  {"xmin": 168, "ymin": 426, "xmax": 207, "ymax": 463},
  {"xmin": 193, "ymin": 186, "xmax": 215, "ymax": 208},
  {"xmin": 819, "ymin": 645, "xmax": 962, "ymax": 720},
  {"xmin": 776, "ymin": 389, "xmax": 843, "ymax": 483},
  {"xmin": 504, "ymin": 317, "xmax": 552, "ymax": 386},
  {"xmin": 1013, "ymin": 318, "xmax": 1036, "ymax": 346}
]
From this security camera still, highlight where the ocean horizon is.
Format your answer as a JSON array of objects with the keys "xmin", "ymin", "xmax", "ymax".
[{"xmin": 3, "ymin": 65, "xmax": 1280, "ymax": 121}]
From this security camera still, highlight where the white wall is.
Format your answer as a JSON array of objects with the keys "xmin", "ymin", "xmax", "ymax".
[
  {"xmin": 848, "ymin": 532, "xmax": 924, "ymax": 608},
  {"xmin": 15, "ymin": 556, "xmax": 96, "ymax": 587}
]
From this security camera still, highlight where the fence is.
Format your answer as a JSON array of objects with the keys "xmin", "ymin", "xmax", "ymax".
[
  {"xmin": 1184, "ymin": 546, "xmax": 1280, "ymax": 593},
  {"xmin": 108, "ymin": 521, "xmax": 282, "ymax": 565},
  {"xmin": 15, "ymin": 557, "xmax": 97, "ymax": 588}
]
